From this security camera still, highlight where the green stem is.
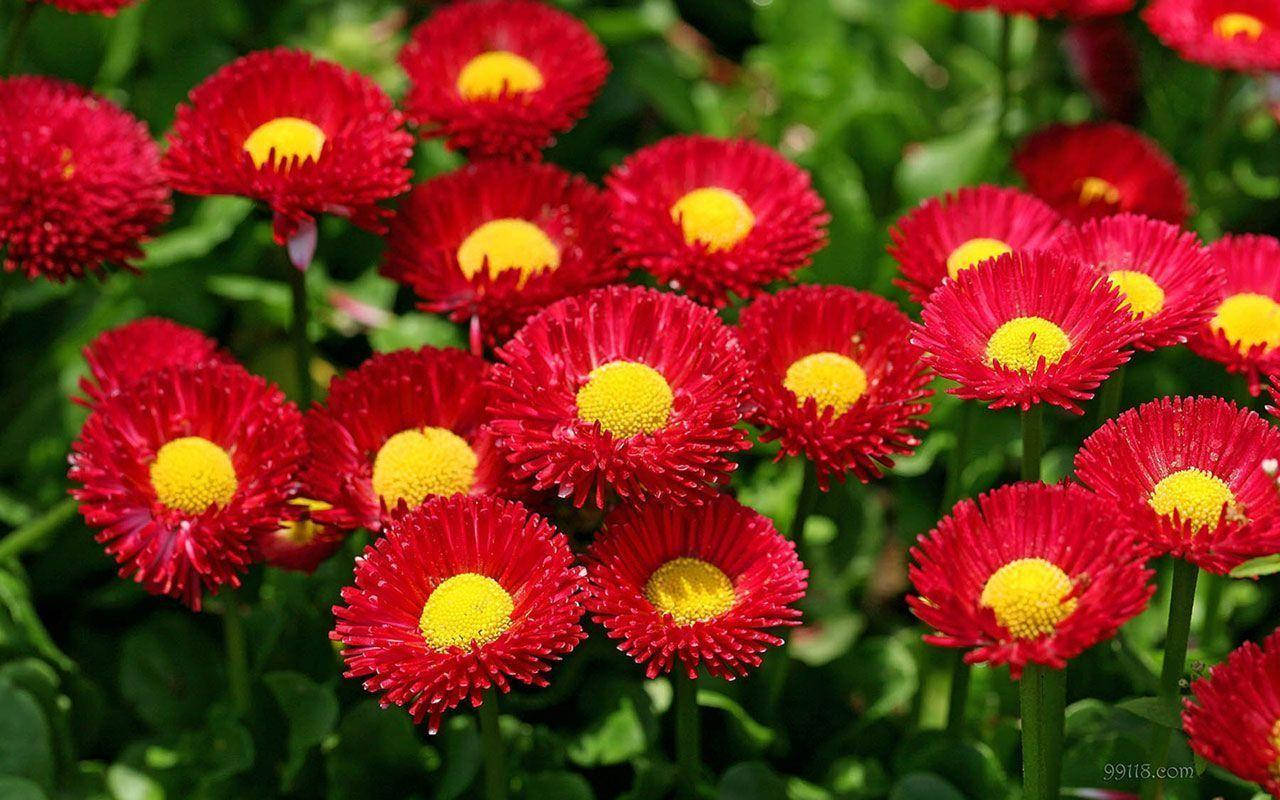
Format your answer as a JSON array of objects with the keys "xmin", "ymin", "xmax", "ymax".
[
  {"xmin": 286, "ymin": 258, "xmax": 313, "ymax": 407},
  {"xmin": 1195, "ymin": 71, "xmax": 1242, "ymax": 206},
  {"xmin": 1095, "ymin": 365, "xmax": 1126, "ymax": 426},
  {"xmin": 0, "ymin": 497, "xmax": 77, "ymax": 562},
  {"xmin": 789, "ymin": 461, "xmax": 819, "ymax": 539},
  {"xmin": 1, "ymin": 1, "xmax": 37, "ymax": 75},
  {"xmin": 1019, "ymin": 664, "xmax": 1066, "ymax": 800},
  {"xmin": 675, "ymin": 672, "xmax": 701, "ymax": 800},
  {"xmin": 1199, "ymin": 573, "xmax": 1224, "ymax": 655},
  {"xmin": 478, "ymin": 690, "xmax": 506, "ymax": 800},
  {"xmin": 945, "ymin": 650, "xmax": 971, "ymax": 735},
  {"xmin": 1144, "ymin": 559, "xmax": 1199, "ymax": 800},
  {"xmin": 1021, "ymin": 405, "xmax": 1043, "ymax": 483},
  {"xmin": 221, "ymin": 594, "xmax": 250, "ymax": 716},
  {"xmin": 941, "ymin": 402, "xmax": 976, "ymax": 513}
]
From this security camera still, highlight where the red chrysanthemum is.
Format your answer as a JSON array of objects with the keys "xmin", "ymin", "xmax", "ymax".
[
  {"xmin": 381, "ymin": 161, "xmax": 625, "ymax": 347},
  {"xmin": 0, "ymin": 77, "xmax": 169, "ymax": 282},
  {"xmin": 1014, "ymin": 123, "xmax": 1189, "ymax": 226},
  {"xmin": 1188, "ymin": 234, "xmax": 1280, "ymax": 395},
  {"xmin": 255, "ymin": 489, "xmax": 347, "ymax": 574},
  {"xmin": 68, "ymin": 362, "xmax": 304, "ymax": 609},
  {"xmin": 488, "ymin": 286, "xmax": 749, "ymax": 508},
  {"xmin": 888, "ymin": 185, "xmax": 1069, "ymax": 305},
  {"xmin": 1184, "ymin": 628, "xmax": 1280, "ymax": 797},
  {"xmin": 1051, "ymin": 214, "xmax": 1222, "ymax": 350},
  {"xmin": 908, "ymin": 482, "xmax": 1153, "ymax": 677},
  {"xmin": 606, "ymin": 135, "xmax": 828, "ymax": 306},
  {"xmin": 304, "ymin": 346, "xmax": 511, "ymax": 533},
  {"xmin": 77, "ymin": 318, "xmax": 226, "ymax": 407},
  {"xmin": 1064, "ymin": 19, "xmax": 1141, "ymax": 121},
  {"xmin": 584, "ymin": 496, "xmax": 807, "ymax": 680},
  {"xmin": 42, "ymin": 0, "xmax": 138, "ymax": 13},
  {"xmin": 737, "ymin": 285, "xmax": 932, "ymax": 490},
  {"xmin": 164, "ymin": 48, "xmax": 412, "ymax": 247},
  {"xmin": 1075, "ymin": 396, "xmax": 1280, "ymax": 574},
  {"xmin": 332, "ymin": 495, "xmax": 587, "ymax": 733},
  {"xmin": 399, "ymin": 0, "xmax": 608, "ymax": 161},
  {"xmin": 913, "ymin": 251, "xmax": 1138, "ymax": 412},
  {"xmin": 1144, "ymin": 0, "xmax": 1280, "ymax": 72},
  {"xmin": 934, "ymin": 0, "xmax": 1067, "ymax": 16}
]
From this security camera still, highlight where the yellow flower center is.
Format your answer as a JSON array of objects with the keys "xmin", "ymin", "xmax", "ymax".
[
  {"xmin": 1214, "ymin": 12, "xmax": 1265, "ymax": 40},
  {"xmin": 670, "ymin": 187, "xmax": 756, "ymax": 252},
  {"xmin": 149, "ymin": 436, "xmax": 238, "ymax": 514},
  {"xmin": 59, "ymin": 147, "xmax": 74, "ymax": 180},
  {"xmin": 242, "ymin": 117, "xmax": 326, "ymax": 170},
  {"xmin": 644, "ymin": 557, "xmax": 736, "ymax": 625},
  {"xmin": 277, "ymin": 498, "xmax": 332, "ymax": 545},
  {"xmin": 979, "ymin": 558, "xmax": 1078, "ymax": 640},
  {"xmin": 1076, "ymin": 176, "xmax": 1122, "ymax": 207},
  {"xmin": 456, "ymin": 51, "xmax": 545, "ymax": 101},
  {"xmin": 1148, "ymin": 468, "xmax": 1239, "ymax": 531},
  {"xmin": 1107, "ymin": 270, "xmax": 1166, "ymax": 319},
  {"xmin": 783, "ymin": 351, "xmax": 868, "ymax": 418},
  {"xmin": 371, "ymin": 427, "xmax": 477, "ymax": 509},
  {"xmin": 456, "ymin": 218, "xmax": 561, "ymax": 283},
  {"xmin": 945, "ymin": 237, "xmax": 1012, "ymax": 280},
  {"xmin": 575, "ymin": 360, "xmax": 674, "ymax": 438},
  {"xmin": 985, "ymin": 316, "xmax": 1072, "ymax": 373},
  {"xmin": 419, "ymin": 573, "xmax": 514, "ymax": 650},
  {"xmin": 1212, "ymin": 292, "xmax": 1280, "ymax": 354}
]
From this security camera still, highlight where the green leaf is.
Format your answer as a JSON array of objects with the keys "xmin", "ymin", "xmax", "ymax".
[
  {"xmin": 0, "ymin": 569, "xmax": 75, "ymax": 671},
  {"xmin": 367, "ymin": 312, "xmax": 465, "ymax": 353},
  {"xmin": 0, "ymin": 680, "xmax": 53, "ymax": 787},
  {"xmin": 119, "ymin": 613, "xmax": 223, "ymax": 731},
  {"xmin": 142, "ymin": 197, "xmax": 254, "ymax": 269},
  {"xmin": 893, "ymin": 123, "xmax": 999, "ymax": 205},
  {"xmin": 1229, "ymin": 554, "xmax": 1280, "ymax": 578},
  {"xmin": 105, "ymin": 764, "xmax": 164, "ymax": 800},
  {"xmin": 892, "ymin": 732, "xmax": 1010, "ymax": 799},
  {"xmin": 1117, "ymin": 696, "xmax": 1182, "ymax": 730},
  {"xmin": 525, "ymin": 771, "xmax": 595, "ymax": 800},
  {"xmin": 698, "ymin": 689, "xmax": 777, "ymax": 752},
  {"xmin": 718, "ymin": 762, "xmax": 786, "ymax": 800},
  {"xmin": 435, "ymin": 716, "xmax": 481, "ymax": 800},
  {"xmin": 567, "ymin": 682, "xmax": 648, "ymax": 767},
  {"xmin": 264, "ymin": 671, "xmax": 339, "ymax": 789},
  {"xmin": 0, "ymin": 777, "xmax": 48, "ymax": 800},
  {"xmin": 888, "ymin": 773, "xmax": 966, "ymax": 800}
]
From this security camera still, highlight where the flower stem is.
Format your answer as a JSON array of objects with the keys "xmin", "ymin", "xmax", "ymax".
[
  {"xmin": 789, "ymin": 461, "xmax": 819, "ymax": 539},
  {"xmin": 945, "ymin": 650, "xmax": 971, "ymax": 735},
  {"xmin": 996, "ymin": 11, "xmax": 1012, "ymax": 149},
  {"xmin": 0, "ymin": 496, "xmax": 77, "ymax": 562},
  {"xmin": 941, "ymin": 401, "xmax": 976, "ymax": 513},
  {"xmin": 1199, "ymin": 572, "xmax": 1224, "ymax": 654},
  {"xmin": 286, "ymin": 256, "xmax": 313, "ymax": 407},
  {"xmin": 1095, "ymin": 365, "xmax": 1126, "ymax": 426},
  {"xmin": 1144, "ymin": 559, "xmax": 1199, "ymax": 800},
  {"xmin": 1195, "ymin": 71, "xmax": 1242, "ymax": 207},
  {"xmin": 1019, "ymin": 663, "xmax": 1066, "ymax": 800},
  {"xmin": 1, "ymin": 1, "xmax": 37, "ymax": 75},
  {"xmin": 478, "ymin": 689, "xmax": 507, "ymax": 800},
  {"xmin": 1021, "ymin": 405, "xmax": 1043, "ymax": 483},
  {"xmin": 675, "ymin": 671, "xmax": 701, "ymax": 800},
  {"xmin": 221, "ymin": 594, "xmax": 250, "ymax": 716}
]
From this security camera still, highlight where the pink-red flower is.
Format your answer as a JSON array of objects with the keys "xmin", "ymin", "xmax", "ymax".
[
  {"xmin": 77, "ymin": 318, "xmax": 226, "ymax": 406},
  {"xmin": 41, "ymin": 0, "xmax": 138, "ymax": 14},
  {"xmin": 254, "ymin": 482, "xmax": 347, "ymax": 574},
  {"xmin": 1188, "ymin": 234, "xmax": 1280, "ymax": 395},
  {"xmin": 332, "ymin": 495, "xmax": 587, "ymax": 732},
  {"xmin": 585, "ymin": 496, "xmax": 807, "ymax": 679},
  {"xmin": 1144, "ymin": 0, "xmax": 1280, "ymax": 71},
  {"xmin": 1064, "ymin": 19, "xmax": 1141, "ymax": 121}
]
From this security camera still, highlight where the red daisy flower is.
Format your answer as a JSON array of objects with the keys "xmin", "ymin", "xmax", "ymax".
[
  {"xmin": 584, "ymin": 496, "xmax": 807, "ymax": 680},
  {"xmin": 1144, "ymin": 0, "xmax": 1280, "ymax": 72},
  {"xmin": 255, "ymin": 477, "xmax": 347, "ymax": 574},
  {"xmin": 1064, "ymin": 19, "xmax": 1141, "ymax": 121},
  {"xmin": 1188, "ymin": 234, "xmax": 1280, "ymax": 395},
  {"xmin": 1184, "ymin": 628, "xmax": 1280, "ymax": 797},
  {"xmin": 332, "ymin": 495, "xmax": 587, "ymax": 733},
  {"xmin": 908, "ymin": 482, "xmax": 1153, "ymax": 677},
  {"xmin": 399, "ymin": 0, "xmax": 608, "ymax": 161},
  {"xmin": 606, "ymin": 135, "xmax": 828, "ymax": 306},
  {"xmin": 1074, "ymin": 396, "xmax": 1280, "ymax": 574},
  {"xmin": 934, "ymin": 0, "xmax": 1067, "ymax": 15},
  {"xmin": 68, "ymin": 362, "xmax": 304, "ymax": 609},
  {"xmin": 888, "ymin": 185, "xmax": 1069, "ymax": 305},
  {"xmin": 1051, "ymin": 214, "xmax": 1222, "ymax": 350},
  {"xmin": 304, "ymin": 346, "xmax": 510, "ymax": 532},
  {"xmin": 1014, "ymin": 123, "xmax": 1189, "ymax": 226},
  {"xmin": 164, "ymin": 48, "xmax": 413, "ymax": 250},
  {"xmin": 42, "ymin": 0, "xmax": 137, "ymax": 13},
  {"xmin": 488, "ymin": 286, "xmax": 749, "ymax": 508},
  {"xmin": 912, "ymin": 251, "xmax": 1139, "ymax": 413},
  {"xmin": 737, "ymin": 285, "xmax": 932, "ymax": 490},
  {"xmin": 77, "ymin": 317, "xmax": 226, "ymax": 407},
  {"xmin": 0, "ymin": 76, "xmax": 169, "ymax": 282},
  {"xmin": 381, "ymin": 161, "xmax": 624, "ymax": 347}
]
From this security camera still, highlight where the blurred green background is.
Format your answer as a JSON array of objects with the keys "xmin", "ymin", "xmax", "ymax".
[{"xmin": 2, "ymin": 0, "xmax": 1280, "ymax": 798}]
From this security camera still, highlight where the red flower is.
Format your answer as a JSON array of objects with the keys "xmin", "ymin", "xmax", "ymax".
[
  {"xmin": 488, "ymin": 286, "xmax": 749, "ymax": 508},
  {"xmin": 934, "ymin": 0, "xmax": 1067, "ymax": 16},
  {"xmin": 1144, "ymin": 0, "xmax": 1280, "ymax": 71},
  {"xmin": 255, "ymin": 449, "xmax": 348, "ymax": 575},
  {"xmin": 77, "ymin": 318, "xmax": 226, "ymax": 407},
  {"xmin": 908, "ymin": 482, "xmax": 1153, "ymax": 677},
  {"xmin": 606, "ymin": 135, "xmax": 828, "ymax": 306},
  {"xmin": 41, "ymin": 0, "xmax": 137, "ymax": 14},
  {"xmin": 737, "ymin": 285, "xmax": 932, "ymax": 490},
  {"xmin": 400, "ymin": 0, "xmax": 608, "ymax": 161},
  {"xmin": 913, "ymin": 251, "xmax": 1139, "ymax": 412},
  {"xmin": 1184, "ymin": 628, "xmax": 1280, "ymax": 797},
  {"xmin": 1014, "ymin": 123, "xmax": 1189, "ymax": 226},
  {"xmin": 381, "ymin": 161, "xmax": 624, "ymax": 347},
  {"xmin": 164, "ymin": 48, "xmax": 412, "ymax": 247},
  {"xmin": 68, "ymin": 362, "xmax": 304, "ymax": 609},
  {"xmin": 1066, "ymin": 0, "xmax": 1135, "ymax": 15},
  {"xmin": 584, "ymin": 496, "xmax": 807, "ymax": 679},
  {"xmin": 888, "ymin": 185, "xmax": 1069, "ymax": 305},
  {"xmin": 1051, "ymin": 214, "xmax": 1222, "ymax": 350},
  {"xmin": 1064, "ymin": 19, "xmax": 1141, "ymax": 121},
  {"xmin": 1075, "ymin": 396, "xmax": 1280, "ymax": 575},
  {"xmin": 0, "ymin": 77, "xmax": 169, "ymax": 282},
  {"xmin": 304, "ymin": 347, "xmax": 511, "ymax": 532},
  {"xmin": 332, "ymin": 495, "xmax": 587, "ymax": 733},
  {"xmin": 1188, "ymin": 234, "xmax": 1280, "ymax": 396}
]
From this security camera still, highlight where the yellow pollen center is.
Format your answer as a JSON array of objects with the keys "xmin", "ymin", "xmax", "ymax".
[
  {"xmin": 1076, "ymin": 176, "xmax": 1122, "ymax": 207},
  {"xmin": 945, "ymin": 238, "xmax": 1012, "ymax": 280},
  {"xmin": 419, "ymin": 573, "xmax": 514, "ymax": 650},
  {"xmin": 575, "ymin": 360, "xmax": 674, "ymax": 438},
  {"xmin": 1212, "ymin": 292, "xmax": 1280, "ymax": 354},
  {"xmin": 278, "ymin": 498, "xmax": 332, "ymax": 545},
  {"xmin": 644, "ymin": 557, "xmax": 736, "ymax": 625},
  {"xmin": 783, "ymin": 351, "xmax": 868, "ymax": 418},
  {"xmin": 1149, "ymin": 468, "xmax": 1239, "ymax": 531},
  {"xmin": 1107, "ymin": 270, "xmax": 1166, "ymax": 319},
  {"xmin": 979, "ymin": 558, "xmax": 1077, "ymax": 640},
  {"xmin": 59, "ymin": 147, "xmax": 74, "ymax": 180},
  {"xmin": 670, "ymin": 187, "xmax": 756, "ymax": 252},
  {"xmin": 456, "ymin": 218, "xmax": 561, "ymax": 283},
  {"xmin": 456, "ymin": 51, "xmax": 544, "ymax": 101},
  {"xmin": 371, "ymin": 427, "xmax": 477, "ymax": 509},
  {"xmin": 1215, "ymin": 13, "xmax": 1265, "ymax": 40},
  {"xmin": 985, "ymin": 316, "xmax": 1072, "ymax": 373},
  {"xmin": 149, "ymin": 436, "xmax": 238, "ymax": 514},
  {"xmin": 242, "ymin": 117, "xmax": 326, "ymax": 170}
]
